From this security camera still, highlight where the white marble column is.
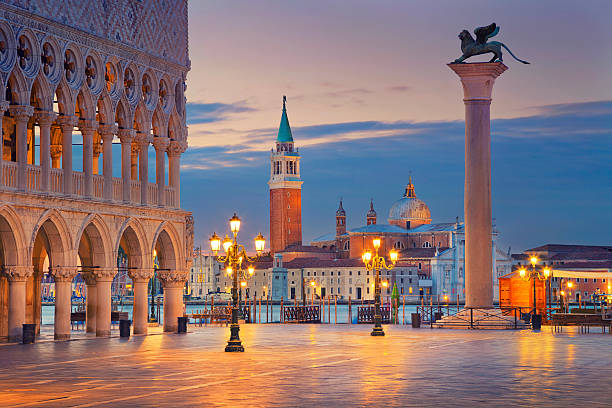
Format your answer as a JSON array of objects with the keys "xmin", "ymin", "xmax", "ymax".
[
  {"xmin": 35, "ymin": 111, "xmax": 56, "ymax": 193},
  {"xmin": 79, "ymin": 120, "xmax": 97, "ymax": 198},
  {"xmin": 118, "ymin": 129, "xmax": 134, "ymax": 203},
  {"xmin": 448, "ymin": 62, "xmax": 507, "ymax": 309},
  {"xmin": 167, "ymin": 140, "xmax": 187, "ymax": 208},
  {"xmin": 152, "ymin": 137, "xmax": 169, "ymax": 207},
  {"xmin": 82, "ymin": 272, "xmax": 97, "ymax": 334},
  {"xmin": 4, "ymin": 266, "xmax": 32, "ymax": 342},
  {"xmin": 94, "ymin": 268, "xmax": 115, "ymax": 337},
  {"xmin": 9, "ymin": 105, "xmax": 34, "ymax": 191},
  {"xmin": 157, "ymin": 270, "xmax": 188, "ymax": 332},
  {"xmin": 0, "ymin": 101, "xmax": 9, "ymax": 186},
  {"xmin": 98, "ymin": 124, "xmax": 116, "ymax": 201},
  {"xmin": 136, "ymin": 133, "xmax": 150, "ymax": 205},
  {"xmin": 50, "ymin": 267, "xmax": 78, "ymax": 340},
  {"xmin": 57, "ymin": 115, "xmax": 78, "ymax": 196},
  {"xmin": 128, "ymin": 269, "xmax": 154, "ymax": 335}
]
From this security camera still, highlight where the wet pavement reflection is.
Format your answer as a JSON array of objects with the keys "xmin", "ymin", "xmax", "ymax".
[{"xmin": 0, "ymin": 325, "xmax": 611, "ymax": 407}]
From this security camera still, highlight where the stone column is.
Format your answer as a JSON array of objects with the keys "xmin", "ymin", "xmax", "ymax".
[
  {"xmin": 135, "ymin": 133, "xmax": 150, "ymax": 206},
  {"xmin": 157, "ymin": 270, "xmax": 188, "ymax": 332},
  {"xmin": 152, "ymin": 137, "xmax": 169, "ymax": 207},
  {"xmin": 93, "ymin": 141, "xmax": 102, "ymax": 175},
  {"xmin": 82, "ymin": 272, "xmax": 97, "ymax": 334},
  {"xmin": 35, "ymin": 111, "xmax": 56, "ymax": 193},
  {"xmin": 131, "ymin": 143, "xmax": 139, "ymax": 180},
  {"xmin": 32, "ymin": 270, "xmax": 42, "ymax": 334},
  {"xmin": 448, "ymin": 62, "xmax": 507, "ymax": 309},
  {"xmin": 0, "ymin": 101, "xmax": 9, "ymax": 186},
  {"xmin": 99, "ymin": 124, "xmax": 117, "ymax": 201},
  {"xmin": 128, "ymin": 269, "xmax": 154, "ymax": 335},
  {"xmin": 167, "ymin": 140, "xmax": 187, "ymax": 208},
  {"xmin": 118, "ymin": 129, "xmax": 134, "ymax": 203},
  {"xmin": 50, "ymin": 267, "xmax": 78, "ymax": 340},
  {"xmin": 4, "ymin": 266, "xmax": 32, "ymax": 342},
  {"xmin": 79, "ymin": 120, "xmax": 97, "ymax": 198},
  {"xmin": 57, "ymin": 115, "xmax": 78, "ymax": 196},
  {"xmin": 9, "ymin": 105, "xmax": 34, "ymax": 191},
  {"xmin": 50, "ymin": 143, "xmax": 62, "ymax": 169},
  {"xmin": 94, "ymin": 268, "xmax": 115, "ymax": 337}
]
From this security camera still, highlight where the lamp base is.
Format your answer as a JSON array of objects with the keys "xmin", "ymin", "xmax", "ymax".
[{"xmin": 370, "ymin": 326, "xmax": 385, "ymax": 336}]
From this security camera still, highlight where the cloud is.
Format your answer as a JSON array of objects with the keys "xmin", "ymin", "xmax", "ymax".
[
  {"xmin": 388, "ymin": 85, "xmax": 412, "ymax": 92},
  {"xmin": 186, "ymin": 101, "xmax": 255, "ymax": 125},
  {"xmin": 528, "ymin": 100, "xmax": 612, "ymax": 117}
]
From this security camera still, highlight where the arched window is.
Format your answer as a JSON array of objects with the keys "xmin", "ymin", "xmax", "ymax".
[
  {"xmin": 394, "ymin": 241, "xmax": 405, "ymax": 250},
  {"xmin": 343, "ymin": 241, "xmax": 350, "ymax": 251},
  {"xmin": 422, "ymin": 242, "xmax": 432, "ymax": 248}
]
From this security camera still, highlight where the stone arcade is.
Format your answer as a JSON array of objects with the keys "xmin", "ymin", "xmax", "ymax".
[{"xmin": 0, "ymin": 1, "xmax": 192, "ymax": 341}]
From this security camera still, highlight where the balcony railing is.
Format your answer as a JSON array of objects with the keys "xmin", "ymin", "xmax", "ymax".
[{"xmin": 1, "ymin": 161, "xmax": 177, "ymax": 208}]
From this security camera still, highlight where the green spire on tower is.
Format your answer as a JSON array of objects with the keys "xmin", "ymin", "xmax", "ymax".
[{"xmin": 277, "ymin": 95, "xmax": 294, "ymax": 143}]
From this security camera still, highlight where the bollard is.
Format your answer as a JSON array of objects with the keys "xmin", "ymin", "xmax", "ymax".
[
  {"xmin": 119, "ymin": 319, "xmax": 131, "ymax": 338},
  {"xmin": 411, "ymin": 313, "xmax": 421, "ymax": 328},
  {"xmin": 177, "ymin": 316, "xmax": 188, "ymax": 333},
  {"xmin": 22, "ymin": 323, "xmax": 36, "ymax": 344},
  {"xmin": 532, "ymin": 314, "xmax": 542, "ymax": 330}
]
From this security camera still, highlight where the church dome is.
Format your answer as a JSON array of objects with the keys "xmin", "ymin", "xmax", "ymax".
[{"xmin": 387, "ymin": 178, "xmax": 431, "ymax": 229}]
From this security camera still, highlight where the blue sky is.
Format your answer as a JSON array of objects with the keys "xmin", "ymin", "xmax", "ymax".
[{"xmin": 182, "ymin": 1, "xmax": 612, "ymax": 253}]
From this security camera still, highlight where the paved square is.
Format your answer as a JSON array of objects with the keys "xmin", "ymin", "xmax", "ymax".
[{"xmin": 0, "ymin": 325, "xmax": 611, "ymax": 407}]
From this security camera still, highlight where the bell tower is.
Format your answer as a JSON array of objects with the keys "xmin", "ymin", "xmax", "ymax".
[{"xmin": 269, "ymin": 96, "xmax": 303, "ymax": 254}]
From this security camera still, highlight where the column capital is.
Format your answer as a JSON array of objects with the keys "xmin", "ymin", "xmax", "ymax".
[
  {"xmin": 34, "ymin": 110, "xmax": 57, "ymax": 126},
  {"xmin": 56, "ymin": 114, "xmax": 79, "ymax": 131},
  {"xmin": 98, "ymin": 123, "xmax": 118, "ymax": 138},
  {"xmin": 447, "ymin": 62, "xmax": 508, "ymax": 100},
  {"xmin": 3, "ymin": 266, "xmax": 33, "ymax": 282},
  {"xmin": 117, "ymin": 128, "xmax": 135, "ymax": 143},
  {"xmin": 78, "ymin": 119, "xmax": 99, "ymax": 134},
  {"xmin": 157, "ymin": 269, "xmax": 188, "ymax": 288},
  {"xmin": 50, "ymin": 266, "xmax": 79, "ymax": 282},
  {"xmin": 135, "ymin": 132, "xmax": 152, "ymax": 147},
  {"xmin": 167, "ymin": 140, "xmax": 187, "ymax": 157},
  {"xmin": 152, "ymin": 136, "xmax": 170, "ymax": 151},
  {"xmin": 0, "ymin": 100, "xmax": 9, "ymax": 113},
  {"xmin": 50, "ymin": 144, "xmax": 62, "ymax": 158},
  {"xmin": 93, "ymin": 143, "xmax": 103, "ymax": 156},
  {"xmin": 128, "ymin": 268, "xmax": 155, "ymax": 282},
  {"xmin": 90, "ymin": 267, "xmax": 116, "ymax": 282},
  {"xmin": 81, "ymin": 271, "xmax": 97, "ymax": 286},
  {"xmin": 8, "ymin": 105, "xmax": 34, "ymax": 121}
]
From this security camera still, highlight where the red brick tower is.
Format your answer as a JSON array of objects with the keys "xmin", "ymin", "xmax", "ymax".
[{"xmin": 269, "ymin": 96, "xmax": 302, "ymax": 254}]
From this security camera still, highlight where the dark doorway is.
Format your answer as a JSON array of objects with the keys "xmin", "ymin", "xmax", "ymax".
[{"xmin": 357, "ymin": 287, "xmax": 362, "ymax": 300}]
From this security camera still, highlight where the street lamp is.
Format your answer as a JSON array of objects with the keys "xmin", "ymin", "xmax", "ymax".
[
  {"xmin": 361, "ymin": 237, "xmax": 398, "ymax": 336},
  {"xmin": 210, "ymin": 213, "xmax": 265, "ymax": 352},
  {"xmin": 518, "ymin": 256, "xmax": 551, "ymax": 317}
]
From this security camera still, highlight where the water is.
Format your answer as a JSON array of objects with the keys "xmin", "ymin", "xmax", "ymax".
[{"xmin": 41, "ymin": 303, "xmax": 424, "ymax": 325}]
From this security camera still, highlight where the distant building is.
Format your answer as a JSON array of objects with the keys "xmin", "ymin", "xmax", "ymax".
[{"xmin": 189, "ymin": 248, "xmax": 221, "ymax": 298}]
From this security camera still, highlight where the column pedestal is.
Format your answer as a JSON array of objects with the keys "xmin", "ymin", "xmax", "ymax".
[{"xmin": 448, "ymin": 62, "xmax": 507, "ymax": 309}]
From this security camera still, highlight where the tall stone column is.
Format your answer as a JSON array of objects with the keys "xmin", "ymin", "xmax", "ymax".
[
  {"xmin": 99, "ymin": 124, "xmax": 117, "ymax": 201},
  {"xmin": 118, "ymin": 129, "xmax": 134, "ymax": 203},
  {"xmin": 94, "ymin": 268, "xmax": 115, "ymax": 337},
  {"xmin": 152, "ymin": 137, "xmax": 169, "ymax": 207},
  {"xmin": 9, "ymin": 105, "xmax": 34, "ymax": 191},
  {"xmin": 79, "ymin": 120, "xmax": 97, "ymax": 198},
  {"xmin": 93, "ymin": 142, "xmax": 102, "ymax": 175},
  {"xmin": 448, "ymin": 62, "xmax": 507, "ymax": 309},
  {"xmin": 131, "ymin": 143, "xmax": 139, "ymax": 180},
  {"xmin": 136, "ymin": 133, "xmax": 150, "ymax": 205},
  {"xmin": 35, "ymin": 111, "xmax": 56, "ymax": 193},
  {"xmin": 0, "ymin": 101, "xmax": 9, "ymax": 186},
  {"xmin": 57, "ymin": 115, "xmax": 78, "ymax": 196},
  {"xmin": 82, "ymin": 272, "xmax": 97, "ymax": 334},
  {"xmin": 167, "ymin": 140, "xmax": 187, "ymax": 208},
  {"xmin": 128, "ymin": 269, "xmax": 154, "ymax": 335},
  {"xmin": 4, "ymin": 266, "xmax": 32, "ymax": 342},
  {"xmin": 157, "ymin": 270, "xmax": 188, "ymax": 332},
  {"xmin": 50, "ymin": 267, "xmax": 78, "ymax": 340}
]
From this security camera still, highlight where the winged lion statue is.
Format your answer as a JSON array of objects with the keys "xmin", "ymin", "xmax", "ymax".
[{"xmin": 452, "ymin": 23, "xmax": 530, "ymax": 64}]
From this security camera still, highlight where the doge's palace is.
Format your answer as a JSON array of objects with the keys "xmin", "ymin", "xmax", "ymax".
[{"xmin": 0, "ymin": 1, "xmax": 192, "ymax": 341}]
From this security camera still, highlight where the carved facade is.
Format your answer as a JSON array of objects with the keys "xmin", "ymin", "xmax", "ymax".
[{"xmin": 0, "ymin": 1, "xmax": 191, "ymax": 341}]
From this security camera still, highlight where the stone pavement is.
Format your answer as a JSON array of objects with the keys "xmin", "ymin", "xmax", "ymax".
[{"xmin": 0, "ymin": 324, "xmax": 611, "ymax": 407}]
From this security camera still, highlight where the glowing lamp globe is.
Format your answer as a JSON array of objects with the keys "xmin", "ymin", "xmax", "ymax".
[
  {"xmin": 240, "ymin": 281, "xmax": 247, "ymax": 288},
  {"xmin": 222, "ymin": 235, "xmax": 232, "ymax": 253},
  {"xmin": 248, "ymin": 265, "xmax": 255, "ymax": 275},
  {"xmin": 310, "ymin": 281, "xmax": 316, "ymax": 287},
  {"xmin": 226, "ymin": 266, "xmax": 233, "ymax": 276},
  {"xmin": 530, "ymin": 256, "xmax": 538, "ymax": 266},
  {"xmin": 255, "ymin": 233, "xmax": 265, "ymax": 253},
  {"xmin": 372, "ymin": 237, "xmax": 381, "ymax": 249},
  {"xmin": 209, "ymin": 232, "xmax": 221, "ymax": 254},
  {"xmin": 543, "ymin": 268, "xmax": 551, "ymax": 278},
  {"xmin": 362, "ymin": 251, "xmax": 372, "ymax": 263},
  {"xmin": 229, "ymin": 213, "xmax": 241, "ymax": 233},
  {"xmin": 519, "ymin": 268, "xmax": 526, "ymax": 278},
  {"xmin": 389, "ymin": 250, "xmax": 398, "ymax": 262},
  {"xmin": 568, "ymin": 282, "xmax": 573, "ymax": 288},
  {"xmin": 382, "ymin": 281, "xmax": 388, "ymax": 288}
]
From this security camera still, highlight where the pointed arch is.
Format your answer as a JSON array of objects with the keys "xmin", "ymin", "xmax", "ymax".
[
  {"xmin": 29, "ymin": 74, "xmax": 53, "ymax": 111},
  {"xmin": 76, "ymin": 88, "xmax": 96, "ymax": 120},
  {"xmin": 133, "ymin": 101, "xmax": 148, "ymax": 133},
  {"xmin": 96, "ymin": 92, "xmax": 114, "ymax": 124},
  {"xmin": 115, "ymin": 217, "xmax": 149, "ymax": 270},
  {"xmin": 152, "ymin": 106, "xmax": 168, "ymax": 137},
  {"xmin": 151, "ymin": 221, "xmax": 182, "ymax": 271},
  {"xmin": 54, "ymin": 80, "xmax": 75, "ymax": 115},
  {"xmin": 0, "ymin": 204, "xmax": 26, "ymax": 266},
  {"xmin": 115, "ymin": 98, "xmax": 132, "ymax": 129},
  {"xmin": 6, "ymin": 69, "xmax": 29, "ymax": 105},
  {"xmin": 168, "ymin": 110, "xmax": 182, "ymax": 141},
  {"xmin": 29, "ymin": 209, "xmax": 72, "ymax": 268},
  {"xmin": 75, "ymin": 214, "xmax": 112, "ymax": 270}
]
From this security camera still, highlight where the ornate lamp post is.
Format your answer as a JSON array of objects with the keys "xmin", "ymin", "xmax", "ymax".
[
  {"xmin": 210, "ymin": 213, "xmax": 265, "ymax": 352},
  {"xmin": 361, "ymin": 237, "xmax": 398, "ymax": 336},
  {"xmin": 518, "ymin": 256, "xmax": 551, "ymax": 316}
]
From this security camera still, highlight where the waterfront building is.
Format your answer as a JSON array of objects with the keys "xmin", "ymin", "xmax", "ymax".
[
  {"xmin": 189, "ymin": 248, "xmax": 220, "ymax": 298},
  {"xmin": 0, "ymin": 1, "xmax": 193, "ymax": 341}
]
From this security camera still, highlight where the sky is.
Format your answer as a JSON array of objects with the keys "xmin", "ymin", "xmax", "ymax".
[{"xmin": 181, "ymin": 0, "xmax": 612, "ymax": 253}]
